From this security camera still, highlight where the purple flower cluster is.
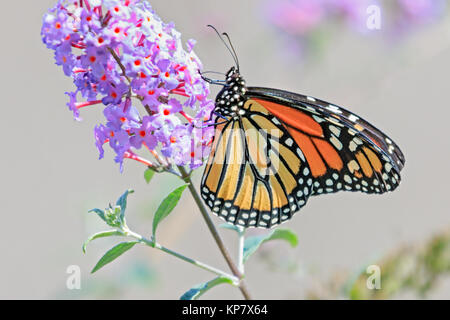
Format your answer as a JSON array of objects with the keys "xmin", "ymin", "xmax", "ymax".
[
  {"xmin": 394, "ymin": 0, "xmax": 446, "ymax": 36},
  {"xmin": 264, "ymin": 0, "xmax": 377, "ymax": 36},
  {"xmin": 42, "ymin": 0, "xmax": 215, "ymax": 171},
  {"xmin": 264, "ymin": 0, "xmax": 446, "ymax": 54},
  {"xmin": 264, "ymin": 0, "xmax": 326, "ymax": 36}
]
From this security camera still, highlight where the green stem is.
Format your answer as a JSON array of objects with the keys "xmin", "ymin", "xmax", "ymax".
[
  {"xmin": 237, "ymin": 226, "xmax": 245, "ymax": 275},
  {"xmin": 124, "ymin": 228, "xmax": 239, "ymax": 285},
  {"xmin": 178, "ymin": 166, "xmax": 252, "ymax": 300}
]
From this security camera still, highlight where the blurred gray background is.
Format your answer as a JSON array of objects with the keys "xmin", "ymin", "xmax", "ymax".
[{"xmin": 1, "ymin": 0, "xmax": 449, "ymax": 299}]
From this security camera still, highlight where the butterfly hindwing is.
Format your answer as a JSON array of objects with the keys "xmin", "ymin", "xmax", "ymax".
[{"xmin": 201, "ymin": 105, "xmax": 313, "ymax": 228}]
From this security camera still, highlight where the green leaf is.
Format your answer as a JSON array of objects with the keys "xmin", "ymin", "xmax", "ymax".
[
  {"xmin": 219, "ymin": 223, "xmax": 241, "ymax": 233},
  {"xmin": 89, "ymin": 208, "xmax": 106, "ymax": 222},
  {"xmin": 180, "ymin": 276, "xmax": 234, "ymax": 300},
  {"xmin": 144, "ymin": 168, "xmax": 155, "ymax": 184},
  {"xmin": 152, "ymin": 184, "xmax": 188, "ymax": 238},
  {"xmin": 91, "ymin": 241, "xmax": 138, "ymax": 274},
  {"xmin": 82, "ymin": 230, "xmax": 124, "ymax": 254},
  {"xmin": 116, "ymin": 189, "xmax": 134, "ymax": 223},
  {"xmin": 243, "ymin": 228, "xmax": 298, "ymax": 263}
]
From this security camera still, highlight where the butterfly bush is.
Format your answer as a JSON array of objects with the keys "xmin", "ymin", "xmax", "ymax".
[
  {"xmin": 394, "ymin": 0, "xmax": 446, "ymax": 35},
  {"xmin": 41, "ymin": 0, "xmax": 215, "ymax": 171},
  {"xmin": 264, "ymin": 0, "xmax": 446, "ymax": 56}
]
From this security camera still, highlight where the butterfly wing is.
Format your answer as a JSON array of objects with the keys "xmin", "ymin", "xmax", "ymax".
[
  {"xmin": 246, "ymin": 87, "xmax": 405, "ymax": 196},
  {"xmin": 201, "ymin": 109, "xmax": 313, "ymax": 228}
]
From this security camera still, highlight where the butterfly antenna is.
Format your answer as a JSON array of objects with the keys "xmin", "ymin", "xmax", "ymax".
[
  {"xmin": 207, "ymin": 25, "xmax": 239, "ymax": 70},
  {"xmin": 201, "ymin": 70, "xmax": 227, "ymax": 76},
  {"xmin": 222, "ymin": 32, "xmax": 240, "ymax": 71}
]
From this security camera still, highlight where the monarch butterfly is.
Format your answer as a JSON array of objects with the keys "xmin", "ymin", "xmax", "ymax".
[{"xmin": 200, "ymin": 28, "xmax": 405, "ymax": 229}]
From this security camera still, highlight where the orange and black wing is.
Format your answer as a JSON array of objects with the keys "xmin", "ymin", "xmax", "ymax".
[
  {"xmin": 201, "ymin": 107, "xmax": 314, "ymax": 228},
  {"xmin": 246, "ymin": 87, "xmax": 405, "ymax": 196}
]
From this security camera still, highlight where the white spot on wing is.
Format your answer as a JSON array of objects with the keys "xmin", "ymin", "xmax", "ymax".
[
  {"xmin": 303, "ymin": 167, "xmax": 310, "ymax": 176},
  {"xmin": 344, "ymin": 175, "xmax": 352, "ymax": 184},
  {"xmin": 297, "ymin": 148, "xmax": 305, "ymax": 161},
  {"xmin": 354, "ymin": 137, "xmax": 363, "ymax": 145},
  {"xmin": 330, "ymin": 135, "xmax": 343, "ymax": 150},
  {"xmin": 385, "ymin": 163, "xmax": 392, "ymax": 172},
  {"xmin": 329, "ymin": 125, "xmax": 341, "ymax": 137},
  {"xmin": 312, "ymin": 115, "xmax": 324, "ymax": 123},
  {"xmin": 327, "ymin": 104, "xmax": 342, "ymax": 114},
  {"xmin": 285, "ymin": 138, "xmax": 293, "ymax": 147}
]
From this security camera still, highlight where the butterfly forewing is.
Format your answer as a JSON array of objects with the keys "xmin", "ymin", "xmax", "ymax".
[
  {"xmin": 248, "ymin": 87, "xmax": 405, "ymax": 171},
  {"xmin": 247, "ymin": 88, "xmax": 404, "ymax": 195}
]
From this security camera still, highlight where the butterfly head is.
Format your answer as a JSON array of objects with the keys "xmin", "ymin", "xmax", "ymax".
[
  {"xmin": 206, "ymin": 26, "xmax": 247, "ymax": 116},
  {"xmin": 225, "ymin": 66, "xmax": 241, "ymax": 83}
]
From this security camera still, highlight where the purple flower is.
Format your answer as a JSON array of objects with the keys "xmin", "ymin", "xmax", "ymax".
[
  {"xmin": 94, "ymin": 124, "xmax": 109, "ymax": 159},
  {"xmin": 66, "ymin": 91, "xmax": 82, "ymax": 121},
  {"xmin": 397, "ymin": 0, "xmax": 445, "ymax": 22},
  {"xmin": 54, "ymin": 42, "xmax": 76, "ymax": 76},
  {"xmin": 103, "ymin": 102, "xmax": 140, "ymax": 131},
  {"xmin": 42, "ymin": 0, "xmax": 214, "ymax": 171},
  {"xmin": 129, "ymin": 116, "xmax": 158, "ymax": 150},
  {"xmin": 392, "ymin": 0, "xmax": 446, "ymax": 37},
  {"xmin": 263, "ymin": 0, "xmax": 447, "ymax": 57},
  {"xmin": 264, "ymin": 0, "xmax": 326, "ymax": 36}
]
